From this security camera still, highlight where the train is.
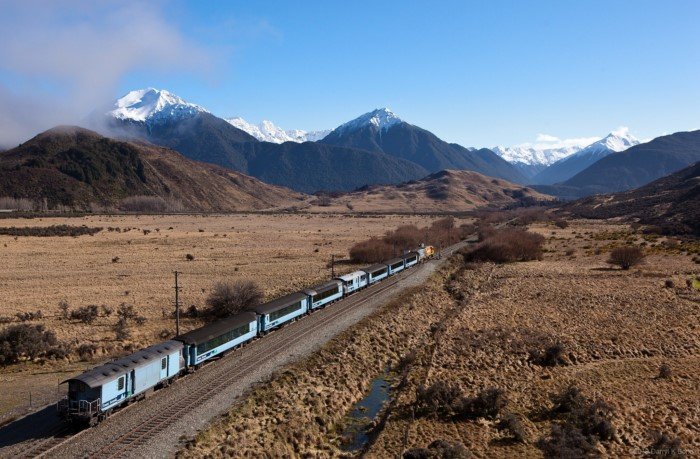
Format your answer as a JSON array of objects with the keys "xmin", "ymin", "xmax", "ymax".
[{"xmin": 57, "ymin": 246, "xmax": 434, "ymax": 426}]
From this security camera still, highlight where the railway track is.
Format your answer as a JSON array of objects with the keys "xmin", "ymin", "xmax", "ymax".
[{"xmin": 22, "ymin": 240, "xmax": 468, "ymax": 458}]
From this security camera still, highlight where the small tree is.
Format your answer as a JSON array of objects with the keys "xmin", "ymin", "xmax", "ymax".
[
  {"xmin": 205, "ymin": 280, "xmax": 263, "ymax": 318},
  {"xmin": 607, "ymin": 246, "xmax": 645, "ymax": 270}
]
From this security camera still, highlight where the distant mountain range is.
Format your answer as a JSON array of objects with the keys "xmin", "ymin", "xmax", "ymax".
[
  {"xmin": 96, "ymin": 89, "xmax": 527, "ymax": 192},
  {"xmin": 225, "ymin": 117, "xmax": 330, "ymax": 143},
  {"xmin": 563, "ymin": 161, "xmax": 699, "ymax": 235},
  {"xmin": 535, "ymin": 130, "xmax": 700, "ymax": 199},
  {"xmin": 0, "ymin": 126, "xmax": 305, "ymax": 211},
  {"xmin": 531, "ymin": 129, "xmax": 640, "ymax": 185}
]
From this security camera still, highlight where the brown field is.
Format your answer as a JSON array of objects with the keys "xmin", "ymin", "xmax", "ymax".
[
  {"xmin": 180, "ymin": 219, "xmax": 700, "ymax": 458},
  {"xmin": 0, "ymin": 213, "xmax": 447, "ymax": 417}
]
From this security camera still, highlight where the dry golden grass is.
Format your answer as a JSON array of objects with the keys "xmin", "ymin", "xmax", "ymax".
[
  {"xmin": 0, "ymin": 212, "xmax": 446, "ymax": 416},
  {"xmin": 179, "ymin": 219, "xmax": 700, "ymax": 458}
]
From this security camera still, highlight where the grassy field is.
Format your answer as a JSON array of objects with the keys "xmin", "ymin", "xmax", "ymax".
[
  {"xmin": 0, "ymin": 213, "xmax": 446, "ymax": 417},
  {"xmin": 179, "ymin": 219, "xmax": 700, "ymax": 458}
]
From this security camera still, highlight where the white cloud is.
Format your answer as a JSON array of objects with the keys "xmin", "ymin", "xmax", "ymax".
[
  {"xmin": 536, "ymin": 133, "xmax": 560, "ymax": 142},
  {"xmin": 0, "ymin": 0, "xmax": 214, "ymax": 147}
]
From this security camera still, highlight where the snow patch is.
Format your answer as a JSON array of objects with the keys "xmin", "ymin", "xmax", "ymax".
[
  {"xmin": 226, "ymin": 117, "xmax": 330, "ymax": 143},
  {"xmin": 108, "ymin": 88, "xmax": 206, "ymax": 125}
]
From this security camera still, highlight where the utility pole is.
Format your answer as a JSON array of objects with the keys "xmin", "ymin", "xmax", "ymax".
[
  {"xmin": 331, "ymin": 254, "xmax": 335, "ymax": 279},
  {"xmin": 173, "ymin": 271, "xmax": 181, "ymax": 336}
]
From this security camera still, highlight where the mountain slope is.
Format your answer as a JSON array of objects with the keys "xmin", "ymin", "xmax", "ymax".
[
  {"xmin": 320, "ymin": 109, "xmax": 527, "ymax": 184},
  {"xmin": 310, "ymin": 169, "xmax": 552, "ymax": 213},
  {"xmin": 563, "ymin": 161, "xmax": 700, "ymax": 235},
  {"xmin": 0, "ymin": 127, "xmax": 306, "ymax": 211},
  {"xmin": 492, "ymin": 144, "xmax": 582, "ymax": 178},
  {"xmin": 532, "ymin": 130, "xmax": 639, "ymax": 185}
]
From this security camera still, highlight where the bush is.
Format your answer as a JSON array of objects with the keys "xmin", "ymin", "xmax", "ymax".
[
  {"xmin": 648, "ymin": 431, "xmax": 684, "ymax": 458},
  {"xmin": 403, "ymin": 440, "xmax": 472, "ymax": 459},
  {"xmin": 537, "ymin": 424, "xmax": 598, "ymax": 458},
  {"xmin": 117, "ymin": 303, "xmax": 146, "ymax": 325},
  {"xmin": 349, "ymin": 237, "xmax": 395, "ymax": 263},
  {"xmin": 16, "ymin": 310, "xmax": 43, "ymax": 322},
  {"xmin": 462, "ymin": 228, "xmax": 544, "ymax": 263},
  {"xmin": 554, "ymin": 220, "xmax": 569, "ymax": 229},
  {"xmin": 76, "ymin": 343, "xmax": 98, "ymax": 360},
  {"xmin": 607, "ymin": 246, "xmax": 645, "ymax": 270},
  {"xmin": 415, "ymin": 381, "xmax": 463, "ymax": 418},
  {"xmin": 496, "ymin": 413, "xmax": 526, "ymax": 443},
  {"xmin": 0, "ymin": 225, "xmax": 102, "ymax": 237},
  {"xmin": 0, "ymin": 324, "xmax": 64, "ymax": 364},
  {"xmin": 113, "ymin": 318, "xmax": 131, "ymax": 341},
  {"xmin": 205, "ymin": 280, "xmax": 263, "ymax": 318},
  {"xmin": 454, "ymin": 387, "xmax": 508, "ymax": 420},
  {"xmin": 70, "ymin": 305, "xmax": 99, "ymax": 324},
  {"xmin": 185, "ymin": 253, "xmax": 195, "ymax": 261},
  {"xmin": 530, "ymin": 342, "xmax": 567, "ymax": 367},
  {"xmin": 58, "ymin": 300, "xmax": 70, "ymax": 319},
  {"xmin": 658, "ymin": 363, "xmax": 672, "ymax": 379}
]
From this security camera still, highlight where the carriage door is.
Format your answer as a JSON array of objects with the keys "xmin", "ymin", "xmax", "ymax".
[
  {"xmin": 130, "ymin": 369, "xmax": 135, "ymax": 395},
  {"xmin": 160, "ymin": 356, "xmax": 169, "ymax": 379}
]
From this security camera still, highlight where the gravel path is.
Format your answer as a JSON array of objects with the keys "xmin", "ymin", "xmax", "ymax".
[{"xmin": 13, "ymin": 245, "xmax": 465, "ymax": 459}]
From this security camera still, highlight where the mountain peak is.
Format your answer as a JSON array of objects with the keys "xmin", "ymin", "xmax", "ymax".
[
  {"xmin": 109, "ymin": 88, "xmax": 206, "ymax": 124},
  {"xmin": 334, "ymin": 108, "xmax": 403, "ymax": 134},
  {"xmin": 225, "ymin": 116, "xmax": 330, "ymax": 143}
]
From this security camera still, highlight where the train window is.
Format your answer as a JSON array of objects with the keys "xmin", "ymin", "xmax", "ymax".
[
  {"xmin": 161, "ymin": 357, "xmax": 167, "ymax": 370},
  {"xmin": 117, "ymin": 376, "xmax": 124, "ymax": 391}
]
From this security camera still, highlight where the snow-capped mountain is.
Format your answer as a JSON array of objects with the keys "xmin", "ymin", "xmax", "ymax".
[
  {"xmin": 571, "ymin": 127, "xmax": 639, "ymax": 158},
  {"xmin": 332, "ymin": 108, "xmax": 402, "ymax": 135},
  {"xmin": 108, "ymin": 88, "xmax": 207, "ymax": 126},
  {"xmin": 491, "ymin": 145, "xmax": 582, "ymax": 167},
  {"xmin": 225, "ymin": 117, "xmax": 330, "ymax": 143},
  {"xmin": 531, "ymin": 128, "xmax": 640, "ymax": 185}
]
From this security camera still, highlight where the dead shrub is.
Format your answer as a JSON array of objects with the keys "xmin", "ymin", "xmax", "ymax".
[
  {"xmin": 530, "ymin": 342, "xmax": 567, "ymax": 367},
  {"xmin": 462, "ymin": 228, "xmax": 544, "ymax": 263},
  {"xmin": 70, "ymin": 305, "xmax": 99, "ymax": 324},
  {"xmin": 76, "ymin": 343, "xmax": 98, "ymax": 360},
  {"xmin": 0, "ymin": 324, "xmax": 65, "ymax": 364},
  {"xmin": 205, "ymin": 280, "xmax": 263, "ymax": 319},
  {"xmin": 648, "ymin": 431, "xmax": 685, "ymax": 458},
  {"xmin": 454, "ymin": 387, "xmax": 508, "ymax": 420},
  {"xmin": 185, "ymin": 253, "xmax": 195, "ymax": 261},
  {"xmin": 554, "ymin": 220, "xmax": 569, "ymax": 229},
  {"xmin": 117, "ymin": 303, "xmax": 146, "ymax": 325},
  {"xmin": 16, "ymin": 310, "xmax": 43, "ymax": 322},
  {"xmin": 496, "ymin": 412, "xmax": 526, "ymax": 443},
  {"xmin": 415, "ymin": 381, "xmax": 463, "ymax": 418},
  {"xmin": 607, "ymin": 246, "xmax": 645, "ymax": 270},
  {"xmin": 58, "ymin": 300, "xmax": 70, "ymax": 319},
  {"xmin": 536, "ymin": 424, "xmax": 598, "ymax": 458},
  {"xmin": 658, "ymin": 363, "xmax": 672, "ymax": 379},
  {"xmin": 113, "ymin": 318, "xmax": 131, "ymax": 341}
]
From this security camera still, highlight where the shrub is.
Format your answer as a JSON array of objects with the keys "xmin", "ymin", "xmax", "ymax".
[
  {"xmin": 117, "ymin": 303, "xmax": 146, "ymax": 325},
  {"xmin": 185, "ymin": 253, "xmax": 195, "ymax": 261},
  {"xmin": 550, "ymin": 386, "xmax": 587, "ymax": 414},
  {"xmin": 349, "ymin": 237, "xmax": 395, "ymax": 263},
  {"xmin": 403, "ymin": 440, "xmax": 472, "ymax": 459},
  {"xmin": 554, "ymin": 220, "xmax": 569, "ymax": 229},
  {"xmin": 496, "ymin": 413, "xmax": 526, "ymax": 443},
  {"xmin": 70, "ymin": 305, "xmax": 99, "ymax": 324},
  {"xmin": 0, "ymin": 225, "xmax": 102, "ymax": 237},
  {"xmin": 648, "ymin": 431, "xmax": 684, "ymax": 458},
  {"xmin": 530, "ymin": 342, "xmax": 567, "ymax": 367},
  {"xmin": 112, "ymin": 256, "xmax": 120, "ymax": 263},
  {"xmin": 76, "ymin": 343, "xmax": 98, "ymax": 360},
  {"xmin": 658, "ymin": 363, "xmax": 672, "ymax": 379},
  {"xmin": 415, "ymin": 381, "xmax": 463, "ymax": 418},
  {"xmin": 462, "ymin": 228, "xmax": 544, "ymax": 263},
  {"xmin": 16, "ymin": 310, "xmax": 43, "ymax": 322},
  {"xmin": 537, "ymin": 424, "xmax": 598, "ymax": 458},
  {"xmin": 0, "ymin": 324, "xmax": 63, "ymax": 364},
  {"xmin": 607, "ymin": 246, "xmax": 645, "ymax": 270},
  {"xmin": 664, "ymin": 279, "xmax": 675, "ymax": 288},
  {"xmin": 205, "ymin": 280, "xmax": 263, "ymax": 318},
  {"xmin": 454, "ymin": 387, "xmax": 508, "ymax": 420},
  {"xmin": 113, "ymin": 318, "xmax": 131, "ymax": 341},
  {"xmin": 58, "ymin": 300, "xmax": 70, "ymax": 319}
]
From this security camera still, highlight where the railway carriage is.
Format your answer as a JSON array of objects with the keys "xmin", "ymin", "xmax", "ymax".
[
  {"xmin": 403, "ymin": 251, "xmax": 419, "ymax": 268},
  {"xmin": 253, "ymin": 292, "xmax": 309, "ymax": 333},
  {"xmin": 176, "ymin": 312, "xmax": 258, "ymax": 368},
  {"xmin": 364, "ymin": 263, "xmax": 389, "ymax": 284},
  {"xmin": 386, "ymin": 257, "xmax": 406, "ymax": 275},
  {"xmin": 304, "ymin": 280, "xmax": 343, "ymax": 310},
  {"xmin": 336, "ymin": 270, "xmax": 368, "ymax": 294},
  {"xmin": 59, "ymin": 340, "xmax": 183, "ymax": 424}
]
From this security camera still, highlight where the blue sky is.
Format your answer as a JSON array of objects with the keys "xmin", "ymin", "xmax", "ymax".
[{"xmin": 1, "ymin": 0, "xmax": 699, "ymax": 147}]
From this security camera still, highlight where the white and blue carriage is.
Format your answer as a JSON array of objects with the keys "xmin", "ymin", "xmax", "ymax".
[{"xmin": 59, "ymin": 340, "xmax": 183, "ymax": 424}]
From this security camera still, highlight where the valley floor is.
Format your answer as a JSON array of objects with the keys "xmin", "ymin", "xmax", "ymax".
[
  {"xmin": 179, "ymin": 220, "xmax": 699, "ymax": 458},
  {"xmin": 0, "ymin": 213, "xmax": 442, "ymax": 419}
]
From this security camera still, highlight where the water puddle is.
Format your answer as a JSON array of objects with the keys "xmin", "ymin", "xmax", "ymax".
[{"xmin": 340, "ymin": 372, "xmax": 394, "ymax": 453}]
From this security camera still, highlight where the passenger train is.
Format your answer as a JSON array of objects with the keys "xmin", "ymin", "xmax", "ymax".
[{"xmin": 58, "ymin": 245, "xmax": 435, "ymax": 425}]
